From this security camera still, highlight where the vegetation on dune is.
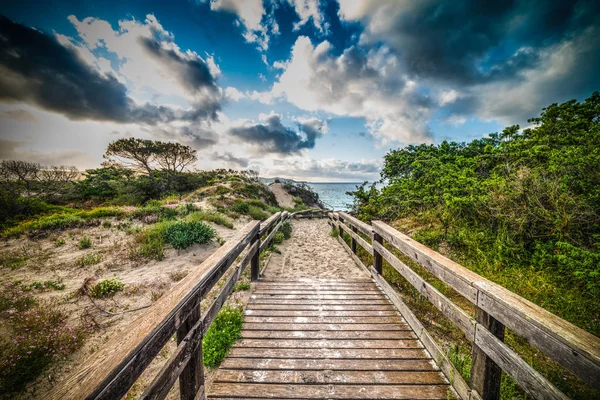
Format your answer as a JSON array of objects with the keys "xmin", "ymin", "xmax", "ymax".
[
  {"xmin": 202, "ymin": 305, "xmax": 244, "ymax": 368},
  {"xmin": 163, "ymin": 221, "xmax": 216, "ymax": 249},
  {"xmin": 348, "ymin": 93, "xmax": 600, "ymax": 399}
]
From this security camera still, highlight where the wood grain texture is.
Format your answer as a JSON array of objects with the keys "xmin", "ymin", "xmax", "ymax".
[
  {"xmin": 338, "ymin": 211, "xmax": 373, "ymax": 237},
  {"xmin": 335, "ymin": 219, "xmax": 373, "ymax": 255}
]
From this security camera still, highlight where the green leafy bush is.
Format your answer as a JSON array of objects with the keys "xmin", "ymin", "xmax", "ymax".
[
  {"xmin": 90, "ymin": 278, "xmax": 125, "ymax": 298},
  {"xmin": 78, "ymin": 235, "xmax": 93, "ymax": 249},
  {"xmin": 272, "ymin": 232, "xmax": 285, "ymax": 244},
  {"xmin": 247, "ymin": 206, "xmax": 269, "ymax": 221},
  {"xmin": 280, "ymin": 221, "xmax": 292, "ymax": 239},
  {"xmin": 202, "ymin": 306, "xmax": 244, "ymax": 368},
  {"xmin": 188, "ymin": 211, "xmax": 234, "ymax": 229},
  {"xmin": 163, "ymin": 221, "xmax": 216, "ymax": 249}
]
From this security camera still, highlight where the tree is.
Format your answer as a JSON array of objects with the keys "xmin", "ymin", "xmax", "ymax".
[
  {"xmin": 154, "ymin": 142, "xmax": 197, "ymax": 190},
  {"xmin": 0, "ymin": 160, "xmax": 78, "ymax": 198}
]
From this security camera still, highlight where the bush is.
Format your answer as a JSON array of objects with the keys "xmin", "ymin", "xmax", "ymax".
[
  {"xmin": 188, "ymin": 211, "xmax": 234, "ymax": 229},
  {"xmin": 163, "ymin": 221, "xmax": 216, "ymax": 249},
  {"xmin": 0, "ymin": 283, "xmax": 87, "ymax": 395},
  {"xmin": 280, "ymin": 222, "xmax": 292, "ymax": 239},
  {"xmin": 202, "ymin": 306, "xmax": 244, "ymax": 368},
  {"xmin": 129, "ymin": 223, "xmax": 168, "ymax": 261},
  {"xmin": 90, "ymin": 278, "xmax": 125, "ymax": 298},
  {"xmin": 272, "ymin": 232, "xmax": 285, "ymax": 245},
  {"xmin": 247, "ymin": 206, "xmax": 269, "ymax": 221},
  {"xmin": 231, "ymin": 200, "xmax": 250, "ymax": 214},
  {"xmin": 233, "ymin": 282, "xmax": 250, "ymax": 292},
  {"xmin": 77, "ymin": 253, "xmax": 102, "ymax": 267},
  {"xmin": 78, "ymin": 235, "xmax": 93, "ymax": 249}
]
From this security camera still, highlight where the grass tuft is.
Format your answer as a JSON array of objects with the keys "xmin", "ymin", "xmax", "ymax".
[{"xmin": 202, "ymin": 306, "xmax": 244, "ymax": 368}]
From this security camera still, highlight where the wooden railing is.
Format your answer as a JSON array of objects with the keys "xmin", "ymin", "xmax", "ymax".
[
  {"xmin": 329, "ymin": 212, "xmax": 600, "ymax": 400},
  {"xmin": 47, "ymin": 211, "xmax": 290, "ymax": 400}
]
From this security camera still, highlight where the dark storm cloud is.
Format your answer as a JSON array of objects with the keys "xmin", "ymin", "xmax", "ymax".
[
  {"xmin": 210, "ymin": 152, "xmax": 250, "ymax": 168},
  {"xmin": 361, "ymin": 0, "xmax": 599, "ymax": 85},
  {"xmin": 139, "ymin": 37, "xmax": 219, "ymax": 96},
  {"xmin": 229, "ymin": 114, "xmax": 325, "ymax": 154},
  {"xmin": 0, "ymin": 16, "xmax": 219, "ymax": 124},
  {"xmin": 148, "ymin": 125, "xmax": 219, "ymax": 150}
]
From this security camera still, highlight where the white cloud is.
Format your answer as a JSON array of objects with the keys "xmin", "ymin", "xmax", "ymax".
[
  {"xmin": 224, "ymin": 87, "xmax": 246, "ymax": 101},
  {"xmin": 267, "ymin": 36, "xmax": 433, "ymax": 144},
  {"xmin": 207, "ymin": 0, "xmax": 264, "ymax": 31},
  {"xmin": 288, "ymin": 0, "xmax": 328, "ymax": 34}
]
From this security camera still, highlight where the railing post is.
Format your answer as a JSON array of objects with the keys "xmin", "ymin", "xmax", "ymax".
[
  {"xmin": 177, "ymin": 306, "xmax": 204, "ymax": 400},
  {"xmin": 470, "ymin": 307, "xmax": 504, "ymax": 400},
  {"xmin": 338, "ymin": 215, "xmax": 345, "ymax": 241},
  {"xmin": 351, "ymin": 225, "xmax": 358, "ymax": 254},
  {"xmin": 250, "ymin": 229, "xmax": 260, "ymax": 281},
  {"xmin": 373, "ymin": 231, "xmax": 383, "ymax": 274}
]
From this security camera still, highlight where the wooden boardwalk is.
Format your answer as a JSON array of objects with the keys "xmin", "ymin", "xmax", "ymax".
[{"xmin": 208, "ymin": 279, "xmax": 450, "ymax": 399}]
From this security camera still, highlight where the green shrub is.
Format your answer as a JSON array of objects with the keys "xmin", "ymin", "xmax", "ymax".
[
  {"xmin": 280, "ymin": 222, "xmax": 292, "ymax": 239},
  {"xmin": 231, "ymin": 200, "xmax": 250, "ymax": 214},
  {"xmin": 272, "ymin": 231, "xmax": 285, "ymax": 245},
  {"xmin": 102, "ymin": 221, "xmax": 112, "ymax": 228},
  {"xmin": 233, "ymin": 282, "xmax": 250, "ymax": 292},
  {"xmin": 163, "ymin": 221, "xmax": 216, "ymax": 249},
  {"xmin": 188, "ymin": 211, "xmax": 234, "ymax": 229},
  {"xmin": 90, "ymin": 278, "xmax": 125, "ymax": 298},
  {"xmin": 330, "ymin": 226, "xmax": 339, "ymax": 238},
  {"xmin": 77, "ymin": 253, "xmax": 102, "ymax": 267},
  {"xmin": 78, "ymin": 235, "xmax": 93, "ymax": 249},
  {"xmin": 247, "ymin": 206, "xmax": 269, "ymax": 221},
  {"xmin": 202, "ymin": 306, "xmax": 244, "ymax": 368},
  {"xmin": 129, "ymin": 223, "xmax": 168, "ymax": 261}
]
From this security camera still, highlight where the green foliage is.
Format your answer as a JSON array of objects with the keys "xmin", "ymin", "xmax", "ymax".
[
  {"xmin": 90, "ymin": 278, "xmax": 125, "ymax": 298},
  {"xmin": 202, "ymin": 306, "xmax": 244, "ymax": 368},
  {"xmin": 188, "ymin": 211, "xmax": 234, "ymax": 229},
  {"xmin": 77, "ymin": 253, "xmax": 102, "ymax": 267},
  {"xmin": 280, "ymin": 221, "xmax": 292, "ymax": 239},
  {"xmin": 78, "ymin": 235, "xmax": 93, "ymax": 249},
  {"xmin": 130, "ymin": 223, "xmax": 167, "ymax": 261},
  {"xmin": 233, "ymin": 282, "xmax": 251, "ymax": 292},
  {"xmin": 0, "ymin": 252, "xmax": 28, "ymax": 270},
  {"xmin": 163, "ymin": 221, "xmax": 216, "ymax": 249},
  {"xmin": 54, "ymin": 238, "xmax": 65, "ymax": 247},
  {"xmin": 329, "ymin": 226, "xmax": 339, "ymax": 238},
  {"xmin": 272, "ymin": 231, "xmax": 285, "ymax": 244},
  {"xmin": 20, "ymin": 280, "xmax": 66, "ymax": 291},
  {"xmin": 351, "ymin": 92, "xmax": 600, "ymax": 300},
  {"xmin": 247, "ymin": 206, "xmax": 269, "ymax": 221}
]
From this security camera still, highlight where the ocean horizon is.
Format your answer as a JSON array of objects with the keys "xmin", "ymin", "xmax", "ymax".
[{"xmin": 306, "ymin": 182, "xmax": 365, "ymax": 211}]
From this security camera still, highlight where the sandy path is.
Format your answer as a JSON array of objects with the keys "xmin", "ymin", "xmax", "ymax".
[
  {"xmin": 262, "ymin": 218, "xmax": 368, "ymax": 280},
  {"xmin": 268, "ymin": 183, "xmax": 295, "ymax": 208}
]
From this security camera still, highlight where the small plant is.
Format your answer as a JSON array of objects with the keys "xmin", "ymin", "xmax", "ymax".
[
  {"xmin": 23, "ymin": 280, "xmax": 66, "ymax": 291},
  {"xmin": 280, "ymin": 221, "xmax": 292, "ymax": 239},
  {"xmin": 202, "ymin": 305, "xmax": 244, "ymax": 368},
  {"xmin": 330, "ymin": 226, "xmax": 339, "ymax": 238},
  {"xmin": 188, "ymin": 211, "xmax": 234, "ymax": 229},
  {"xmin": 163, "ymin": 221, "xmax": 216, "ymax": 249},
  {"xmin": 247, "ymin": 206, "xmax": 269, "ymax": 221},
  {"xmin": 90, "ymin": 278, "xmax": 125, "ymax": 298},
  {"xmin": 233, "ymin": 282, "xmax": 250, "ymax": 292},
  {"xmin": 102, "ymin": 220, "xmax": 112, "ymax": 228},
  {"xmin": 77, "ymin": 253, "xmax": 102, "ymax": 267},
  {"xmin": 78, "ymin": 235, "xmax": 93, "ymax": 249},
  {"xmin": 0, "ymin": 252, "xmax": 29, "ymax": 270},
  {"xmin": 272, "ymin": 231, "xmax": 285, "ymax": 245},
  {"xmin": 129, "ymin": 223, "xmax": 167, "ymax": 261},
  {"xmin": 169, "ymin": 270, "xmax": 189, "ymax": 282}
]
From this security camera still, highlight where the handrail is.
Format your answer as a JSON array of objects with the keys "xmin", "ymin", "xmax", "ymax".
[
  {"xmin": 328, "ymin": 213, "xmax": 600, "ymax": 400},
  {"xmin": 47, "ymin": 213, "xmax": 292, "ymax": 400}
]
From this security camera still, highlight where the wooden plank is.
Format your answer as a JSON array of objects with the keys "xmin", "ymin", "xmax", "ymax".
[
  {"xmin": 258, "ymin": 278, "xmax": 373, "ymax": 283},
  {"xmin": 336, "ymin": 235, "xmax": 372, "ymax": 277},
  {"xmin": 372, "ymin": 221, "xmax": 480, "ymax": 303},
  {"xmin": 244, "ymin": 309, "xmax": 400, "ymax": 317},
  {"xmin": 177, "ymin": 306, "xmax": 203, "ymax": 400},
  {"xmin": 240, "ymin": 330, "xmax": 415, "ymax": 340},
  {"xmin": 243, "ymin": 316, "xmax": 404, "ymax": 324},
  {"xmin": 336, "ymin": 220, "xmax": 373, "ymax": 255},
  {"xmin": 474, "ymin": 325, "xmax": 568, "ymax": 400},
  {"xmin": 234, "ymin": 339, "xmax": 422, "ymax": 349},
  {"xmin": 259, "ymin": 212, "xmax": 281, "ymax": 237},
  {"xmin": 370, "ymin": 267, "xmax": 471, "ymax": 400},
  {"xmin": 46, "ymin": 221, "xmax": 260, "ymax": 400},
  {"xmin": 246, "ymin": 304, "xmax": 395, "ymax": 311},
  {"xmin": 227, "ymin": 348, "xmax": 427, "ymax": 359},
  {"xmin": 253, "ymin": 290, "xmax": 382, "ymax": 295},
  {"xmin": 251, "ymin": 294, "xmax": 387, "ymax": 299},
  {"xmin": 255, "ymin": 283, "xmax": 377, "ymax": 289},
  {"xmin": 209, "ymin": 383, "xmax": 449, "ymax": 399},
  {"xmin": 259, "ymin": 217, "xmax": 285, "ymax": 253},
  {"xmin": 374, "ymin": 241, "xmax": 476, "ymax": 340},
  {"xmin": 470, "ymin": 308, "xmax": 504, "ymax": 400},
  {"xmin": 215, "ymin": 370, "xmax": 446, "ymax": 385},
  {"xmin": 338, "ymin": 212, "xmax": 372, "ymax": 237},
  {"xmin": 243, "ymin": 323, "xmax": 409, "ymax": 331},
  {"xmin": 219, "ymin": 358, "xmax": 439, "ymax": 371},
  {"xmin": 476, "ymin": 281, "xmax": 600, "ymax": 390},
  {"xmin": 248, "ymin": 299, "xmax": 392, "ymax": 305}
]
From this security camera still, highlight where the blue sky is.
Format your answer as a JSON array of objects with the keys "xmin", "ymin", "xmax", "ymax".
[{"xmin": 1, "ymin": 1, "xmax": 598, "ymax": 181}]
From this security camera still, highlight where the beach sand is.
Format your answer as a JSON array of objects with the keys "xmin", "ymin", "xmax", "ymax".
[
  {"xmin": 268, "ymin": 182, "xmax": 296, "ymax": 208},
  {"xmin": 262, "ymin": 218, "xmax": 368, "ymax": 280}
]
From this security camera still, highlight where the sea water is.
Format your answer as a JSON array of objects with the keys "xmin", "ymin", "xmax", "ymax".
[{"xmin": 306, "ymin": 182, "xmax": 364, "ymax": 211}]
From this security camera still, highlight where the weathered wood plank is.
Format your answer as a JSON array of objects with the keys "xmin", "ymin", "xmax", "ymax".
[
  {"xmin": 336, "ymin": 235, "xmax": 371, "ymax": 276},
  {"xmin": 46, "ymin": 221, "xmax": 260, "ymax": 400},
  {"xmin": 239, "ymin": 330, "xmax": 415, "ymax": 339},
  {"xmin": 474, "ymin": 325, "xmax": 568, "ymax": 400},
  {"xmin": 244, "ymin": 309, "xmax": 399, "ymax": 317},
  {"xmin": 259, "ymin": 212, "xmax": 281, "ymax": 237},
  {"xmin": 209, "ymin": 383, "xmax": 449, "ymax": 399},
  {"xmin": 248, "ymin": 299, "xmax": 392, "ymax": 305},
  {"xmin": 251, "ymin": 294, "xmax": 386, "ymax": 299},
  {"xmin": 219, "ymin": 358, "xmax": 439, "ymax": 371},
  {"xmin": 227, "ymin": 348, "xmax": 427, "ymax": 359},
  {"xmin": 246, "ymin": 304, "xmax": 395, "ymax": 311},
  {"xmin": 373, "ymin": 240, "xmax": 476, "ymax": 340},
  {"xmin": 243, "ymin": 316, "xmax": 404, "ymax": 324},
  {"xmin": 234, "ymin": 339, "xmax": 422, "ymax": 349},
  {"xmin": 476, "ymin": 281, "xmax": 600, "ymax": 390},
  {"xmin": 243, "ymin": 323, "xmax": 409, "ymax": 331},
  {"xmin": 336, "ymin": 220, "xmax": 373, "ymax": 255},
  {"xmin": 259, "ymin": 278, "xmax": 373, "ymax": 283},
  {"xmin": 215, "ymin": 369, "xmax": 446, "ymax": 385},
  {"xmin": 470, "ymin": 308, "xmax": 504, "ymax": 400},
  {"xmin": 370, "ymin": 267, "xmax": 471, "ymax": 400},
  {"xmin": 253, "ymin": 290, "xmax": 382, "ymax": 295},
  {"xmin": 372, "ymin": 221, "xmax": 480, "ymax": 303},
  {"xmin": 338, "ymin": 212, "xmax": 372, "ymax": 237}
]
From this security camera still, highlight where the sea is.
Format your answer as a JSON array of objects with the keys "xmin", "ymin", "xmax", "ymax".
[{"xmin": 306, "ymin": 182, "xmax": 364, "ymax": 211}]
